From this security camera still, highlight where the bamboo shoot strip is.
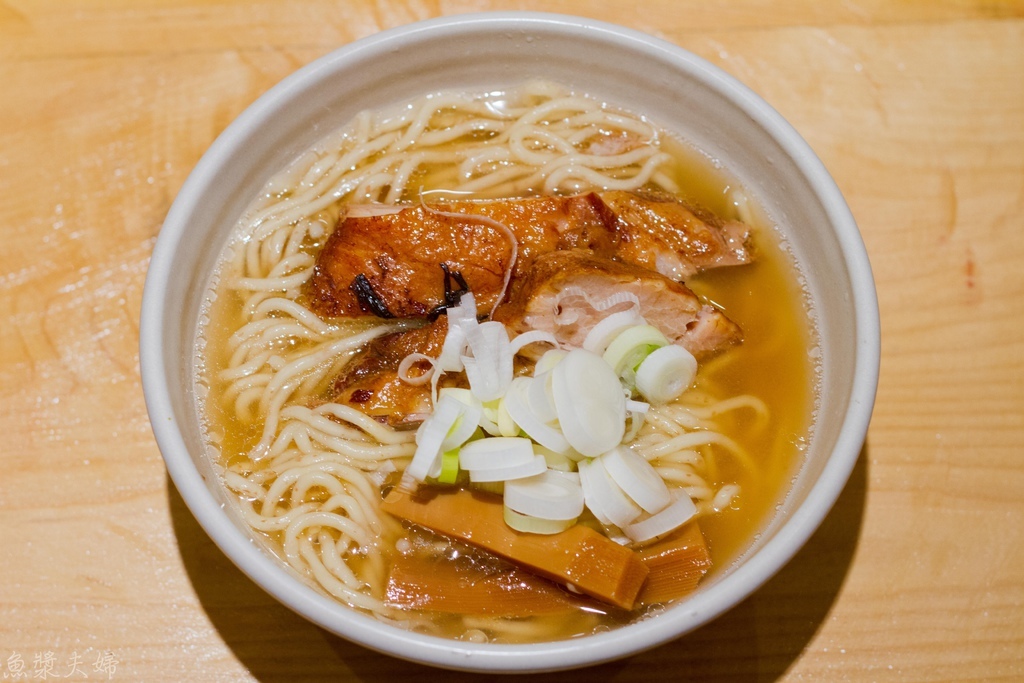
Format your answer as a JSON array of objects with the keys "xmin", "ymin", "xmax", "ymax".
[
  {"xmin": 381, "ymin": 487, "xmax": 648, "ymax": 609},
  {"xmin": 636, "ymin": 522, "xmax": 712, "ymax": 606},
  {"xmin": 385, "ymin": 553, "xmax": 586, "ymax": 616}
]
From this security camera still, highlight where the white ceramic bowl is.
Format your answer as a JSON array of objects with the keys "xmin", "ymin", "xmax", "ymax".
[{"xmin": 140, "ymin": 11, "xmax": 879, "ymax": 673}]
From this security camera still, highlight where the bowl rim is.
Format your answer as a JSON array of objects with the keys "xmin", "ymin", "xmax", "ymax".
[{"xmin": 140, "ymin": 10, "xmax": 880, "ymax": 673}]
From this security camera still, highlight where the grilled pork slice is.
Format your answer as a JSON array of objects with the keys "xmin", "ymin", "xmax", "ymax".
[
  {"xmin": 493, "ymin": 250, "xmax": 741, "ymax": 359},
  {"xmin": 305, "ymin": 191, "xmax": 750, "ymax": 319},
  {"xmin": 329, "ymin": 317, "xmax": 448, "ymax": 427},
  {"xmin": 599, "ymin": 190, "xmax": 750, "ymax": 280},
  {"xmin": 328, "ymin": 251, "xmax": 741, "ymax": 426},
  {"xmin": 305, "ymin": 194, "xmax": 607, "ymax": 319}
]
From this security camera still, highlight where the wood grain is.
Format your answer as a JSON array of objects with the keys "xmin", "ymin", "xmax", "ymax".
[{"xmin": 2, "ymin": 2, "xmax": 1022, "ymax": 680}]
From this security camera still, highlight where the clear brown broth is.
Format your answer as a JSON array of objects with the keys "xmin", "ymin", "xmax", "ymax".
[{"xmin": 197, "ymin": 119, "xmax": 816, "ymax": 642}]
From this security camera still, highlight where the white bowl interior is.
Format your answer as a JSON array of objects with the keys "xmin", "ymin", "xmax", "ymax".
[{"xmin": 141, "ymin": 12, "xmax": 878, "ymax": 673}]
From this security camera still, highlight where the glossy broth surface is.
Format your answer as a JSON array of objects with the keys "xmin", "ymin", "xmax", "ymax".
[{"xmin": 196, "ymin": 94, "xmax": 817, "ymax": 642}]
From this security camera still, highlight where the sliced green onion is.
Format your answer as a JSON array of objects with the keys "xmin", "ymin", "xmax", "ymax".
[
  {"xmin": 438, "ymin": 387, "xmax": 476, "ymax": 406},
  {"xmin": 634, "ymin": 344, "xmax": 698, "ymax": 404},
  {"xmin": 600, "ymin": 446, "xmax": 671, "ymax": 514},
  {"xmin": 436, "ymin": 292, "xmax": 478, "ymax": 372},
  {"xmin": 622, "ymin": 399, "xmax": 649, "ymax": 443},
  {"xmin": 534, "ymin": 348, "xmax": 568, "ymax": 375},
  {"xmin": 440, "ymin": 400, "xmax": 483, "ymax": 452},
  {"xmin": 458, "ymin": 436, "xmax": 534, "ymax": 471},
  {"xmin": 468, "ymin": 454, "xmax": 548, "ymax": 483},
  {"xmin": 402, "ymin": 395, "xmax": 463, "ymax": 490},
  {"xmin": 479, "ymin": 397, "xmax": 502, "ymax": 436},
  {"xmin": 496, "ymin": 396, "xmax": 519, "ymax": 437},
  {"xmin": 525, "ymin": 371, "xmax": 558, "ymax": 423},
  {"xmin": 503, "ymin": 377, "xmax": 571, "ymax": 454},
  {"xmin": 503, "ymin": 505, "xmax": 575, "ymax": 535},
  {"xmin": 551, "ymin": 349, "xmax": 626, "ymax": 457},
  {"xmin": 397, "ymin": 352, "xmax": 435, "ymax": 386},
  {"xmin": 576, "ymin": 459, "xmax": 614, "ymax": 526},
  {"xmin": 436, "ymin": 449, "xmax": 460, "ymax": 484},
  {"xmin": 548, "ymin": 469, "xmax": 581, "ymax": 484},
  {"xmin": 534, "ymin": 444, "xmax": 576, "ymax": 472},
  {"xmin": 622, "ymin": 491, "xmax": 697, "ymax": 543},
  {"xmin": 602, "ymin": 324, "xmax": 669, "ymax": 376},
  {"xmin": 583, "ymin": 309, "xmax": 646, "ymax": 355},
  {"xmin": 578, "ymin": 456, "xmax": 642, "ymax": 528},
  {"xmin": 462, "ymin": 321, "xmax": 514, "ymax": 402},
  {"xmin": 504, "ymin": 469, "xmax": 585, "ymax": 521},
  {"xmin": 508, "ymin": 329, "xmax": 559, "ymax": 356}
]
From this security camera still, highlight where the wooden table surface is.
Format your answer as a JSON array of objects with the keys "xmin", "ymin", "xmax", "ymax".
[{"xmin": 2, "ymin": 2, "xmax": 1023, "ymax": 681}]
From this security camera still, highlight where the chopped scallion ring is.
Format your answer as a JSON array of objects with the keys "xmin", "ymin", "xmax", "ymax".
[
  {"xmin": 462, "ymin": 320, "xmax": 513, "ymax": 402},
  {"xmin": 496, "ymin": 396, "xmax": 519, "ymax": 437},
  {"xmin": 436, "ymin": 449, "xmax": 460, "ymax": 484},
  {"xmin": 504, "ymin": 469, "xmax": 585, "ymax": 521},
  {"xmin": 602, "ymin": 324, "xmax": 670, "ymax": 376},
  {"xmin": 478, "ymin": 397, "xmax": 502, "ymax": 436},
  {"xmin": 468, "ymin": 454, "xmax": 548, "ymax": 483},
  {"xmin": 438, "ymin": 387, "xmax": 477, "ymax": 407},
  {"xmin": 436, "ymin": 292, "xmax": 478, "ymax": 372},
  {"xmin": 535, "ymin": 444, "xmax": 576, "ymax": 471},
  {"xmin": 578, "ymin": 456, "xmax": 642, "ymax": 528},
  {"xmin": 397, "ymin": 352, "xmax": 435, "ymax": 385},
  {"xmin": 600, "ymin": 446, "xmax": 671, "ymax": 514},
  {"xmin": 508, "ymin": 329, "xmax": 559, "ymax": 356},
  {"xmin": 503, "ymin": 377, "xmax": 571, "ymax": 454},
  {"xmin": 402, "ymin": 395, "xmax": 463, "ymax": 490},
  {"xmin": 525, "ymin": 371, "xmax": 558, "ymax": 423},
  {"xmin": 622, "ymin": 491, "xmax": 698, "ymax": 543},
  {"xmin": 583, "ymin": 309, "xmax": 647, "ymax": 355},
  {"xmin": 440, "ymin": 400, "xmax": 483, "ymax": 452},
  {"xmin": 551, "ymin": 349, "xmax": 626, "ymax": 457},
  {"xmin": 634, "ymin": 344, "xmax": 698, "ymax": 404},
  {"xmin": 503, "ymin": 505, "xmax": 575, "ymax": 535},
  {"xmin": 458, "ymin": 436, "xmax": 534, "ymax": 471},
  {"xmin": 622, "ymin": 401, "xmax": 649, "ymax": 444},
  {"xmin": 534, "ymin": 348, "xmax": 568, "ymax": 375}
]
